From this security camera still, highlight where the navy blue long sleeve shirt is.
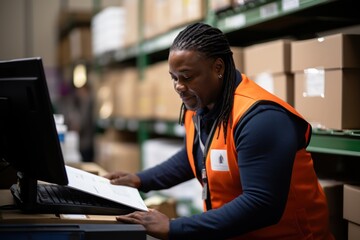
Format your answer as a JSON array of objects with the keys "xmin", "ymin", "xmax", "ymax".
[{"xmin": 137, "ymin": 73, "xmax": 308, "ymax": 239}]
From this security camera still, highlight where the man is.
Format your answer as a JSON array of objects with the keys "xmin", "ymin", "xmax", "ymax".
[{"xmin": 105, "ymin": 23, "xmax": 334, "ymax": 240}]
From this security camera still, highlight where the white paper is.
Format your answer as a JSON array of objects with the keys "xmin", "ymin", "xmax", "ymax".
[
  {"xmin": 65, "ymin": 165, "xmax": 148, "ymax": 212},
  {"xmin": 303, "ymin": 68, "xmax": 325, "ymax": 97}
]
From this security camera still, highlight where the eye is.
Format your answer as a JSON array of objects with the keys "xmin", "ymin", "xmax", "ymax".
[
  {"xmin": 183, "ymin": 75, "xmax": 192, "ymax": 81},
  {"xmin": 170, "ymin": 75, "xmax": 178, "ymax": 82}
]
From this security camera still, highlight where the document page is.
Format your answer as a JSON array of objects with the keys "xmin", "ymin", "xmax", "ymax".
[{"xmin": 65, "ymin": 165, "xmax": 148, "ymax": 211}]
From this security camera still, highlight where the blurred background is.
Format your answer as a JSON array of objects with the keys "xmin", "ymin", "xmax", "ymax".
[{"xmin": 1, "ymin": 1, "xmax": 360, "ymax": 236}]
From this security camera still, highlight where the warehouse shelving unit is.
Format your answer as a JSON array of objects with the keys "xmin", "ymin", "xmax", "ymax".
[
  {"xmin": 308, "ymin": 129, "xmax": 360, "ymax": 157},
  {"xmin": 116, "ymin": 0, "xmax": 360, "ymax": 155},
  {"xmin": 91, "ymin": 0, "xmax": 360, "ymax": 160},
  {"xmin": 95, "ymin": 0, "xmax": 360, "ymax": 65}
]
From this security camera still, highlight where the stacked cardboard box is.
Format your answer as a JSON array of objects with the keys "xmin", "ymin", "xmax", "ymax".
[
  {"xmin": 95, "ymin": 69, "xmax": 117, "ymax": 120},
  {"xmin": 69, "ymin": 27, "xmax": 92, "ymax": 62},
  {"xmin": 244, "ymin": 39, "xmax": 294, "ymax": 105},
  {"xmin": 343, "ymin": 184, "xmax": 360, "ymax": 240},
  {"xmin": 144, "ymin": 0, "xmax": 205, "ymax": 40},
  {"xmin": 209, "ymin": 0, "xmax": 232, "ymax": 12},
  {"xmin": 94, "ymin": 129, "xmax": 140, "ymax": 174},
  {"xmin": 136, "ymin": 65, "xmax": 158, "ymax": 119},
  {"xmin": 319, "ymin": 180, "xmax": 347, "ymax": 240},
  {"xmin": 153, "ymin": 61, "xmax": 182, "ymax": 121},
  {"xmin": 143, "ymin": 0, "xmax": 170, "ymax": 39},
  {"xmin": 231, "ymin": 47, "xmax": 245, "ymax": 72},
  {"xmin": 57, "ymin": 10, "xmax": 92, "ymax": 67},
  {"xmin": 121, "ymin": 0, "xmax": 139, "ymax": 47},
  {"xmin": 113, "ymin": 67, "xmax": 139, "ymax": 119},
  {"xmin": 91, "ymin": 7, "xmax": 126, "ymax": 56},
  {"xmin": 291, "ymin": 33, "xmax": 360, "ymax": 130},
  {"xmin": 136, "ymin": 61, "xmax": 182, "ymax": 121}
]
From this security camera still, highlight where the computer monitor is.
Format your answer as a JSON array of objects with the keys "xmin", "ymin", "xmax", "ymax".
[{"xmin": 0, "ymin": 57, "xmax": 68, "ymax": 209}]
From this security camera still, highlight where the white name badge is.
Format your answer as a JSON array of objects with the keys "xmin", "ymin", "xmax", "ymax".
[{"xmin": 210, "ymin": 149, "xmax": 229, "ymax": 171}]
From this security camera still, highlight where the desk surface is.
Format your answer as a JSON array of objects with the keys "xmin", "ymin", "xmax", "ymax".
[
  {"xmin": 0, "ymin": 189, "xmax": 147, "ymax": 239},
  {"xmin": 0, "ymin": 188, "xmax": 122, "ymax": 224},
  {"xmin": 1, "ymin": 162, "xmax": 126, "ymax": 224},
  {"xmin": 0, "ymin": 223, "xmax": 146, "ymax": 240},
  {"xmin": 0, "ymin": 163, "xmax": 148, "ymax": 240}
]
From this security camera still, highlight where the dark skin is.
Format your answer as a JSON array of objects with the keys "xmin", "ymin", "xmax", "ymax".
[
  {"xmin": 104, "ymin": 49, "xmax": 225, "ymax": 240},
  {"xmin": 169, "ymin": 50, "xmax": 224, "ymax": 111}
]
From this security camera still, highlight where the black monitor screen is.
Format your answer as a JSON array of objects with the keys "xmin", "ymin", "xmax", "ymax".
[{"xmin": 0, "ymin": 57, "xmax": 68, "ymax": 186}]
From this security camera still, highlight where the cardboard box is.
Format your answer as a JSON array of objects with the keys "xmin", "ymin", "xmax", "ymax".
[
  {"xmin": 95, "ymin": 70, "xmax": 117, "ymax": 120},
  {"xmin": 209, "ymin": 0, "xmax": 232, "ymax": 12},
  {"xmin": 319, "ymin": 180, "xmax": 347, "ymax": 240},
  {"xmin": 69, "ymin": 27, "xmax": 92, "ymax": 62},
  {"xmin": 94, "ymin": 136, "xmax": 140, "ymax": 174},
  {"xmin": 137, "ymin": 61, "xmax": 182, "ymax": 121},
  {"xmin": 153, "ymin": 61, "xmax": 182, "ymax": 121},
  {"xmin": 91, "ymin": 7, "xmax": 126, "ymax": 55},
  {"xmin": 184, "ymin": 0, "xmax": 206, "ymax": 24},
  {"xmin": 113, "ymin": 67, "xmax": 139, "ymax": 119},
  {"xmin": 243, "ymin": 39, "xmax": 294, "ymax": 105},
  {"xmin": 343, "ymin": 184, "xmax": 360, "ymax": 224},
  {"xmin": 136, "ymin": 63, "xmax": 159, "ymax": 120},
  {"xmin": 168, "ymin": 0, "xmax": 186, "ymax": 29},
  {"xmin": 348, "ymin": 222, "xmax": 360, "ymax": 240},
  {"xmin": 249, "ymin": 73, "xmax": 294, "ymax": 105},
  {"xmin": 144, "ymin": 196, "xmax": 178, "ymax": 219},
  {"xmin": 244, "ymin": 39, "xmax": 292, "ymax": 76},
  {"xmin": 143, "ymin": 0, "xmax": 171, "ymax": 39},
  {"xmin": 291, "ymin": 34, "xmax": 360, "ymax": 72},
  {"xmin": 343, "ymin": 184, "xmax": 360, "ymax": 240},
  {"xmin": 320, "ymin": 180, "xmax": 344, "ymax": 217},
  {"xmin": 231, "ymin": 47, "xmax": 244, "ymax": 72},
  {"xmin": 294, "ymin": 69, "xmax": 360, "ymax": 130},
  {"xmin": 57, "ymin": 36, "xmax": 71, "ymax": 67},
  {"xmin": 122, "ymin": 0, "xmax": 139, "ymax": 47}
]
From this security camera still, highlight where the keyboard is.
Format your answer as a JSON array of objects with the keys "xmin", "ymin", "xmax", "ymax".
[{"xmin": 10, "ymin": 184, "xmax": 136, "ymax": 215}]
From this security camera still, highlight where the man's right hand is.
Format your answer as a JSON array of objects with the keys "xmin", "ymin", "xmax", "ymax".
[{"xmin": 104, "ymin": 171, "xmax": 141, "ymax": 188}]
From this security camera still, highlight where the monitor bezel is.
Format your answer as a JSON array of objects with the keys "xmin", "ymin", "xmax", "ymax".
[{"xmin": 0, "ymin": 57, "xmax": 68, "ymax": 190}]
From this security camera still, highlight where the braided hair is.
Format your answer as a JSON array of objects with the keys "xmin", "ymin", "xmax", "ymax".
[{"xmin": 170, "ymin": 22, "xmax": 237, "ymax": 141}]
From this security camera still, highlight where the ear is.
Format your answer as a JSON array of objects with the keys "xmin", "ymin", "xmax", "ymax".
[{"xmin": 213, "ymin": 58, "xmax": 225, "ymax": 76}]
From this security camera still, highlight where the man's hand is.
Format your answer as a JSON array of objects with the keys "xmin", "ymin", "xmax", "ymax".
[
  {"xmin": 103, "ymin": 171, "xmax": 141, "ymax": 188},
  {"xmin": 116, "ymin": 209, "xmax": 170, "ymax": 240}
]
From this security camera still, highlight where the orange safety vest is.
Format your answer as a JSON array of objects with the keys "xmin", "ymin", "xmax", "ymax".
[{"xmin": 184, "ymin": 74, "xmax": 334, "ymax": 239}]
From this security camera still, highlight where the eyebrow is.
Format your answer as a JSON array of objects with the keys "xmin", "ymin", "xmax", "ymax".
[{"xmin": 169, "ymin": 69, "xmax": 192, "ymax": 75}]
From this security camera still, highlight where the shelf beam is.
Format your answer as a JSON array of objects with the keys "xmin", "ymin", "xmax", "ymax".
[{"xmin": 307, "ymin": 129, "xmax": 360, "ymax": 157}]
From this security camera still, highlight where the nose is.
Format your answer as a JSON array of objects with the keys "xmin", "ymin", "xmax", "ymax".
[{"xmin": 174, "ymin": 80, "xmax": 186, "ymax": 94}]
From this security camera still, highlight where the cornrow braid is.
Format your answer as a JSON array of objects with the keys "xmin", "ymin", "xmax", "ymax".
[{"xmin": 171, "ymin": 22, "xmax": 237, "ymax": 142}]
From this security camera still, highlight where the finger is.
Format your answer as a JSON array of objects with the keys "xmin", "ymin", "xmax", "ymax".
[
  {"xmin": 110, "ymin": 177, "xmax": 124, "ymax": 185},
  {"xmin": 103, "ymin": 172, "xmax": 117, "ymax": 179},
  {"xmin": 116, "ymin": 215, "xmax": 140, "ymax": 224},
  {"xmin": 130, "ymin": 211, "xmax": 145, "ymax": 220}
]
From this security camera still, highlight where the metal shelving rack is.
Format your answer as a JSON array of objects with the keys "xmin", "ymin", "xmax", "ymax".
[
  {"xmin": 308, "ymin": 129, "xmax": 360, "ymax": 157},
  {"xmin": 216, "ymin": 0, "xmax": 334, "ymax": 33},
  {"xmin": 93, "ymin": 0, "xmax": 360, "ymax": 158}
]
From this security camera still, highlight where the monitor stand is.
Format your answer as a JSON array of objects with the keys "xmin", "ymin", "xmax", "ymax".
[
  {"xmin": 0, "ymin": 97, "xmax": 8, "ymax": 162},
  {"xmin": 10, "ymin": 172, "xmax": 38, "ymax": 211},
  {"xmin": 0, "ymin": 97, "xmax": 38, "ymax": 211}
]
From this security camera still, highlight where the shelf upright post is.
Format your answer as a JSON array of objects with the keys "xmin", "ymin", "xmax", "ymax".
[
  {"xmin": 92, "ymin": 0, "xmax": 101, "ymax": 14},
  {"xmin": 137, "ymin": 0, "xmax": 150, "ymax": 170},
  {"xmin": 204, "ymin": 0, "xmax": 217, "ymax": 26}
]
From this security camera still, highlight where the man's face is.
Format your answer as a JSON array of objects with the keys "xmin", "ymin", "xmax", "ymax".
[{"xmin": 168, "ymin": 50, "xmax": 223, "ymax": 111}]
